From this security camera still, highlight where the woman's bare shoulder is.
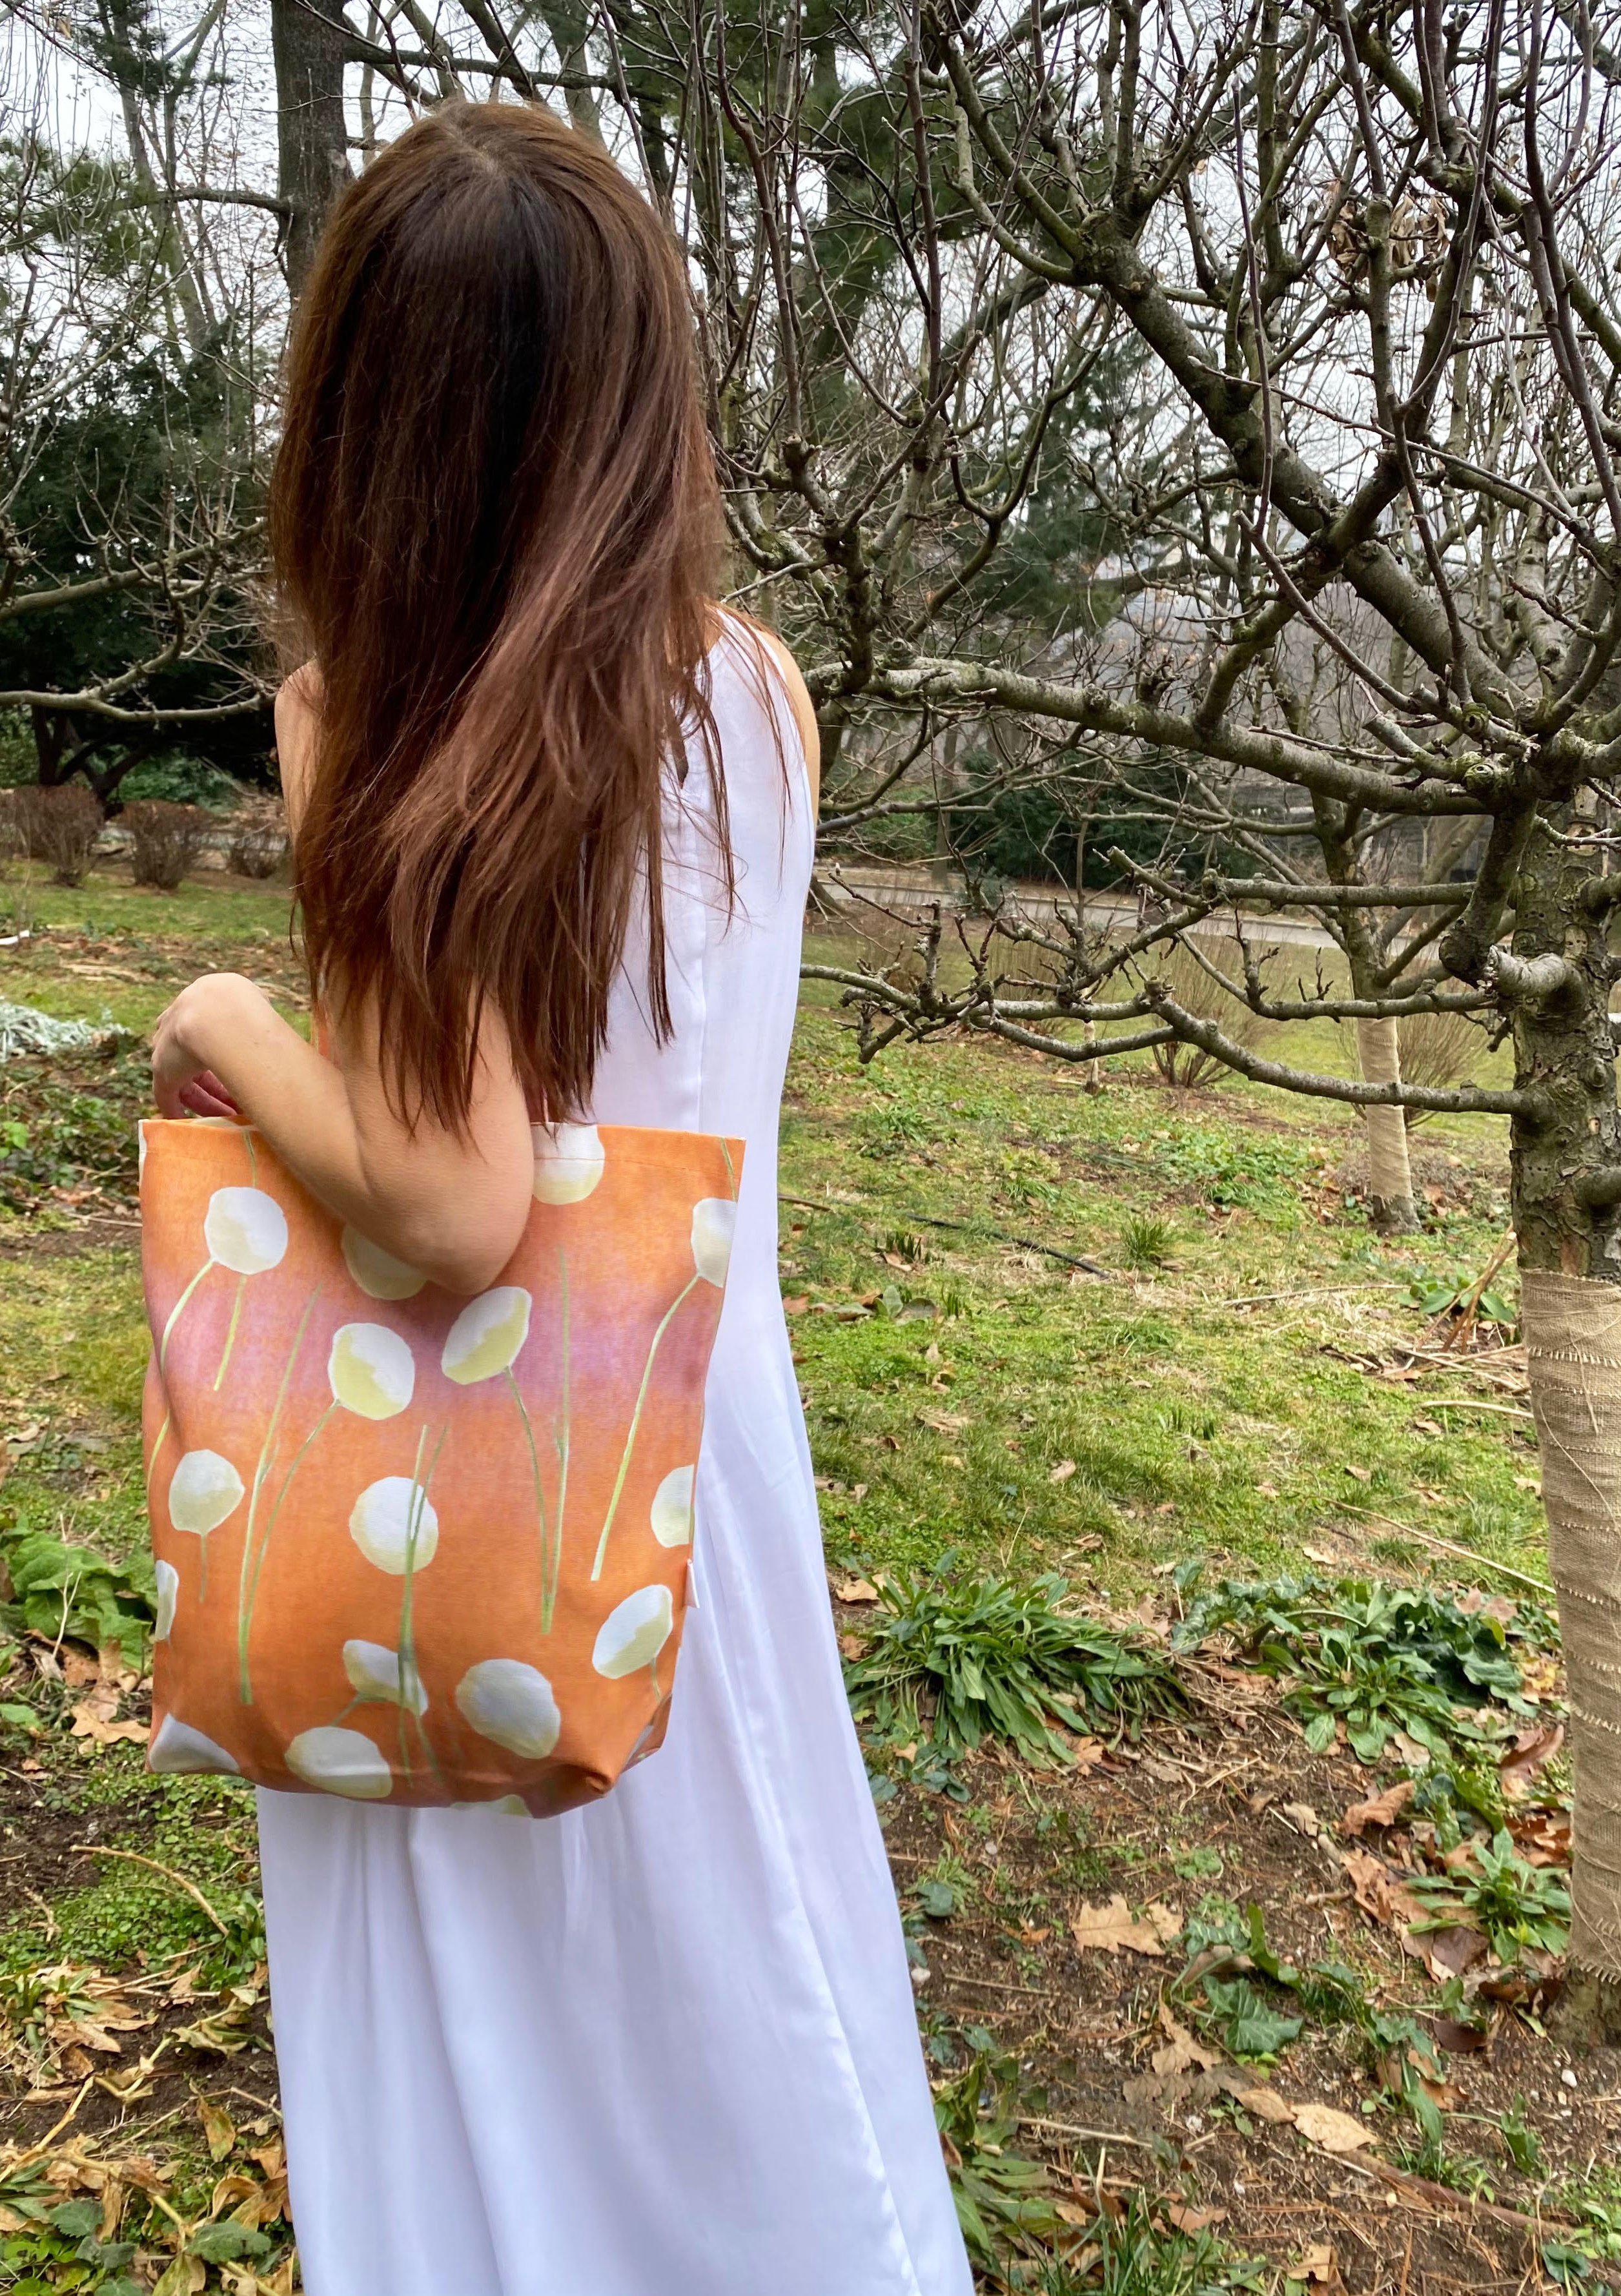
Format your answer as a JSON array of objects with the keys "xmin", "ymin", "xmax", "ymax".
[{"xmin": 274, "ymin": 663, "xmax": 323, "ymax": 830}]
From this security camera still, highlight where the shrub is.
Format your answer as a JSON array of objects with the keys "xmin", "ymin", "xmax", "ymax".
[
  {"xmin": 9, "ymin": 783, "xmax": 103, "ymax": 885},
  {"xmin": 227, "ymin": 795, "xmax": 289, "ymax": 879},
  {"xmin": 1139, "ymin": 935, "xmax": 1267, "ymax": 1088},
  {"xmin": 1398, "ymin": 1007, "xmax": 1485, "ymax": 1127},
  {"xmin": 125, "ymin": 798, "xmax": 209, "ymax": 890}
]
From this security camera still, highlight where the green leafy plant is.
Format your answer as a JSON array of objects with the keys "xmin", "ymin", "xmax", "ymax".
[
  {"xmin": 1121, "ymin": 1215, "xmax": 1176, "ymax": 1271},
  {"xmin": 1173, "ymin": 1568, "xmax": 1533, "ymax": 1763},
  {"xmin": 845, "ymin": 1571, "xmax": 1189, "ymax": 1764},
  {"xmin": 1173, "ymin": 1901, "xmax": 1361, "ymax": 2065},
  {"xmin": 1154, "ymin": 1127, "xmax": 1311, "ymax": 1216},
  {"xmin": 1034, "ymin": 2189, "xmax": 1267, "ymax": 2293},
  {"xmin": 933, "ymin": 2044, "xmax": 1064, "ymax": 2269},
  {"xmin": 1407, "ymin": 1829, "xmax": 1571, "ymax": 1963},
  {"xmin": 0, "ymin": 1521, "xmax": 155, "ymax": 1661},
  {"xmin": 1400, "ymin": 1264, "xmax": 1518, "ymax": 1333},
  {"xmin": 1498, "ymin": 2098, "xmax": 1545, "ymax": 2177}
]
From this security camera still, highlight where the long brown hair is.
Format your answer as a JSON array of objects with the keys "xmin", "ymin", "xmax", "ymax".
[{"xmin": 270, "ymin": 100, "xmax": 724, "ymax": 1130}]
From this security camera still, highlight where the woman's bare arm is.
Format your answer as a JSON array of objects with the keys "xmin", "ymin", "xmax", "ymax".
[{"xmin": 150, "ymin": 673, "xmax": 535, "ymax": 1295}]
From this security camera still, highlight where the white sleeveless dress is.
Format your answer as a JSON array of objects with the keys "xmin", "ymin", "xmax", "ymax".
[{"xmin": 255, "ymin": 626, "xmax": 974, "ymax": 2296}]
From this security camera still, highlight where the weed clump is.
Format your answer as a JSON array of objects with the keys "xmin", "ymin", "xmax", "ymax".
[
  {"xmin": 845, "ymin": 1570, "xmax": 1189, "ymax": 1764},
  {"xmin": 1173, "ymin": 1565, "xmax": 1536, "ymax": 1762}
]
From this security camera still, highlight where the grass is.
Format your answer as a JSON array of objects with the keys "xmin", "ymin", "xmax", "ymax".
[{"xmin": 0, "ymin": 874, "xmax": 1578, "ymax": 2295}]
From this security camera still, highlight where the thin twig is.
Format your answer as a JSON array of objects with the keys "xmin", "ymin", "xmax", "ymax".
[
  {"xmin": 70, "ymin": 1843, "xmax": 230, "ymax": 1934},
  {"xmin": 1339, "ymin": 1508, "xmax": 1554, "ymax": 1595}
]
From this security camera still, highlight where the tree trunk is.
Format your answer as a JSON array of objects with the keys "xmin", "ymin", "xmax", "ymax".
[
  {"xmin": 1509, "ymin": 817, "xmax": 1621, "ymax": 2037},
  {"xmin": 1355, "ymin": 1016, "xmax": 1418, "ymax": 1233},
  {"xmin": 270, "ymin": 0, "xmax": 352, "ymax": 298}
]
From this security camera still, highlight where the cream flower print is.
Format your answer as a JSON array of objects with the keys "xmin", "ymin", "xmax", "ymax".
[
  {"xmin": 441, "ymin": 1287, "xmax": 533, "ymax": 1384},
  {"xmin": 328, "ymin": 1322, "xmax": 416, "ymax": 1420},
  {"xmin": 169, "ymin": 1448, "xmax": 244, "ymax": 1590},
  {"xmin": 148, "ymin": 1713, "xmax": 240, "ymax": 1775},
  {"xmin": 349, "ymin": 1475, "xmax": 440, "ymax": 1574},
  {"xmin": 691, "ymin": 1198, "xmax": 736, "ymax": 1286},
  {"xmin": 441, "ymin": 1285, "xmax": 557, "ymax": 1633},
  {"xmin": 153, "ymin": 1560, "xmax": 179, "ymax": 1643},
  {"xmin": 342, "ymin": 1226, "xmax": 427, "ymax": 1301},
  {"xmin": 590, "ymin": 1184, "xmax": 737, "ymax": 1579},
  {"xmin": 243, "ymin": 1321, "xmax": 416, "ymax": 1673},
  {"xmin": 286, "ymin": 1725, "xmax": 393, "ymax": 1800},
  {"xmin": 649, "ymin": 1464, "xmax": 696, "ymax": 1548},
  {"xmin": 151, "ymin": 1162, "xmax": 288, "ymax": 1468},
  {"xmin": 343, "ymin": 1637, "xmax": 428, "ymax": 1716},
  {"xmin": 593, "ymin": 1584, "xmax": 674, "ymax": 1683},
  {"xmin": 455, "ymin": 1659, "xmax": 562, "ymax": 1758},
  {"xmin": 204, "ymin": 1186, "xmax": 289, "ymax": 1275},
  {"xmin": 531, "ymin": 1122, "xmax": 606, "ymax": 1205},
  {"xmin": 169, "ymin": 1448, "xmax": 245, "ymax": 1535}
]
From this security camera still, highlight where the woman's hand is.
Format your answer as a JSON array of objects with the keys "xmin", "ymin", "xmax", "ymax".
[{"xmin": 152, "ymin": 975, "xmax": 261, "ymax": 1120}]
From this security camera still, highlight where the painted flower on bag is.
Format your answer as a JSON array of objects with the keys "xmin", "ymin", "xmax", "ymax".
[
  {"xmin": 531, "ymin": 1122, "xmax": 606, "ymax": 1205},
  {"xmin": 148, "ymin": 1713, "xmax": 240, "ymax": 1776},
  {"xmin": 328, "ymin": 1322, "xmax": 416, "ymax": 1420},
  {"xmin": 342, "ymin": 1227, "xmax": 427, "ymax": 1301},
  {"xmin": 153, "ymin": 1560, "xmax": 179, "ymax": 1643},
  {"xmin": 690, "ymin": 1198, "xmax": 735, "ymax": 1287},
  {"xmin": 593, "ymin": 1584, "xmax": 674, "ymax": 1679},
  {"xmin": 454, "ymin": 1659, "xmax": 562, "ymax": 1758},
  {"xmin": 343, "ymin": 1637, "xmax": 428, "ymax": 1716},
  {"xmin": 285, "ymin": 1725, "xmax": 393, "ymax": 1799},
  {"xmin": 203, "ymin": 1186, "xmax": 288, "ymax": 1276},
  {"xmin": 441, "ymin": 1287, "xmax": 532, "ymax": 1384},
  {"xmin": 168, "ymin": 1448, "xmax": 245, "ymax": 1536},
  {"xmin": 349, "ymin": 1475, "xmax": 440, "ymax": 1574},
  {"xmin": 649, "ymin": 1464, "xmax": 695, "ymax": 1548}
]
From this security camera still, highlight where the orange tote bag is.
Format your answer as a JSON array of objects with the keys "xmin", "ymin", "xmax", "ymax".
[{"xmin": 139, "ymin": 1116, "xmax": 742, "ymax": 1813}]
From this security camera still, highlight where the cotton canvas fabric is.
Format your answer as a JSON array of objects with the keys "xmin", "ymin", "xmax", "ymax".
[
  {"xmin": 140, "ymin": 1116, "xmax": 740, "ymax": 1810},
  {"xmin": 253, "ymin": 624, "xmax": 975, "ymax": 2296}
]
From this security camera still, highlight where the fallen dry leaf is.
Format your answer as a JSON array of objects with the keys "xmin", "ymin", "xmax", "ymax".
[
  {"xmin": 1048, "ymin": 1459, "xmax": 1077, "ymax": 1484},
  {"xmin": 1281, "ymin": 1801, "xmax": 1320, "ymax": 1839},
  {"xmin": 1298, "ymin": 2241, "xmax": 1341, "ymax": 2285},
  {"xmin": 832, "ymin": 1577, "xmax": 879, "ymax": 1604},
  {"xmin": 1167, "ymin": 2203, "xmax": 1227, "ymax": 2233},
  {"xmin": 1292, "ymin": 2100, "xmax": 1372, "ymax": 2154},
  {"xmin": 68, "ymin": 1694, "xmax": 147, "ymax": 1748},
  {"xmin": 1341, "ymin": 1846, "xmax": 1425, "ymax": 1932},
  {"xmin": 1210, "ymin": 2067, "xmax": 1294, "ymax": 2124},
  {"xmin": 1341, "ymin": 1778, "xmax": 1414, "ymax": 1836},
  {"xmin": 916, "ymin": 1409, "xmax": 968, "ymax": 1434},
  {"xmin": 199, "ymin": 2096, "xmax": 236, "ymax": 2162},
  {"xmin": 1500, "ymin": 1722, "xmax": 1565, "ymax": 1799},
  {"xmin": 1070, "ymin": 1896, "xmax": 1181, "ymax": 1957},
  {"xmin": 1151, "ymin": 2009, "xmax": 1216, "ymax": 2080},
  {"xmin": 1416, "ymin": 1923, "xmax": 1490, "ymax": 1983}
]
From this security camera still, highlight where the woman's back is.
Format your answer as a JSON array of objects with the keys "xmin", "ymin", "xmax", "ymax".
[
  {"xmin": 154, "ymin": 94, "xmax": 970, "ymax": 2296},
  {"xmin": 254, "ymin": 627, "xmax": 974, "ymax": 2296}
]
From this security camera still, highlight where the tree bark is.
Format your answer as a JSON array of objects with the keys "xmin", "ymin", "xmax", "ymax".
[
  {"xmin": 1356, "ymin": 1016, "xmax": 1418, "ymax": 1233},
  {"xmin": 270, "ymin": 0, "xmax": 352, "ymax": 298},
  {"xmin": 1509, "ymin": 817, "xmax": 1621, "ymax": 2038}
]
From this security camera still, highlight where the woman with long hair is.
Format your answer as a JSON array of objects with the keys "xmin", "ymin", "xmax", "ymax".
[{"xmin": 150, "ymin": 100, "xmax": 971, "ymax": 2296}]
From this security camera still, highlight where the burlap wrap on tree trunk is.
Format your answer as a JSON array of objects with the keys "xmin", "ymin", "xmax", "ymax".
[
  {"xmin": 1524, "ymin": 1268, "xmax": 1621, "ymax": 1974},
  {"xmin": 1354, "ymin": 1016, "xmax": 1414, "ymax": 1218}
]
